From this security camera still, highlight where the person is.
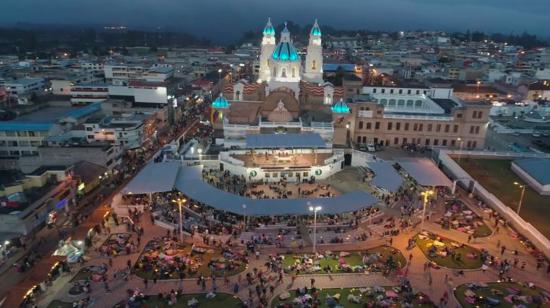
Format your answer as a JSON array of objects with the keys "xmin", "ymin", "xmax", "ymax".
[{"xmin": 143, "ymin": 278, "xmax": 148, "ymax": 289}]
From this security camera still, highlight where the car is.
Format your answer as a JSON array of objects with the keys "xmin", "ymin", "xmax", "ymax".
[
  {"xmin": 513, "ymin": 132, "xmax": 521, "ymax": 136},
  {"xmin": 542, "ymin": 133, "xmax": 550, "ymax": 137},
  {"xmin": 532, "ymin": 133, "xmax": 541, "ymax": 137}
]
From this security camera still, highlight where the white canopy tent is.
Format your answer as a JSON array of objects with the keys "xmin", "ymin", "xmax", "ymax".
[
  {"xmin": 121, "ymin": 161, "xmax": 181, "ymax": 194},
  {"xmin": 398, "ymin": 158, "xmax": 452, "ymax": 187}
]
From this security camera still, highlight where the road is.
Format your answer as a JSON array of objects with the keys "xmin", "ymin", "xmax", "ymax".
[{"xmin": 0, "ymin": 110, "xmax": 202, "ymax": 305}]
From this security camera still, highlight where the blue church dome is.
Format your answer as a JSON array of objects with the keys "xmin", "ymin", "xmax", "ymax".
[
  {"xmin": 331, "ymin": 99, "xmax": 350, "ymax": 113},
  {"xmin": 272, "ymin": 24, "xmax": 299, "ymax": 61},
  {"xmin": 212, "ymin": 94, "xmax": 230, "ymax": 109},
  {"xmin": 272, "ymin": 42, "xmax": 299, "ymax": 61}
]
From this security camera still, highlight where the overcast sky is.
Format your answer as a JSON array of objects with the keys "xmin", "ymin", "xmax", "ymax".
[{"xmin": 2, "ymin": 0, "xmax": 548, "ymax": 42}]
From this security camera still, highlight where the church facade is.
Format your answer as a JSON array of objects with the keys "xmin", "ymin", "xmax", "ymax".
[{"xmin": 212, "ymin": 19, "xmax": 357, "ymax": 148}]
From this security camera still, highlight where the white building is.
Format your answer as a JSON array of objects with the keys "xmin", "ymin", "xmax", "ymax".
[
  {"xmin": 1, "ymin": 78, "xmax": 45, "ymax": 97},
  {"xmin": 84, "ymin": 115, "xmax": 145, "ymax": 149}
]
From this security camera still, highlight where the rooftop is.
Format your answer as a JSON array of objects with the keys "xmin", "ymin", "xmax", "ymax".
[
  {"xmin": 513, "ymin": 158, "xmax": 550, "ymax": 185},
  {"xmin": 245, "ymin": 133, "xmax": 327, "ymax": 149}
]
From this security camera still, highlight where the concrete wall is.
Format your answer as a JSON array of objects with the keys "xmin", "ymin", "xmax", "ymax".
[{"xmin": 436, "ymin": 150, "xmax": 550, "ymax": 258}]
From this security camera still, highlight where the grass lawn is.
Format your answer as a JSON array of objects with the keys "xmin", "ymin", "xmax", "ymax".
[
  {"xmin": 134, "ymin": 244, "xmax": 246, "ymax": 280},
  {"xmin": 473, "ymin": 224, "xmax": 493, "ymax": 238},
  {"xmin": 414, "ymin": 234, "xmax": 483, "ymax": 269},
  {"xmin": 454, "ymin": 282, "xmax": 549, "ymax": 308},
  {"xmin": 282, "ymin": 246, "xmax": 406, "ymax": 274},
  {"xmin": 47, "ymin": 300, "xmax": 73, "ymax": 308},
  {"xmin": 272, "ymin": 287, "xmax": 435, "ymax": 308},
  {"xmin": 458, "ymin": 158, "xmax": 550, "ymax": 239}
]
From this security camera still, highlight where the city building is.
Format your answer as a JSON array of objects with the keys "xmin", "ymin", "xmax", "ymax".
[{"xmin": 83, "ymin": 114, "xmax": 146, "ymax": 149}]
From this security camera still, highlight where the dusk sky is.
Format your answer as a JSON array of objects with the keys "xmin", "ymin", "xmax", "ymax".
[{"xmin": 2, "ymin": 0, "xmax": 548, "ymax": 42}]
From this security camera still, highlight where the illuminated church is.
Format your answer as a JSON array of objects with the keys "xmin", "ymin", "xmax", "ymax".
[{"xmin": 212, "ymin": 18, "xmax": 359, "ymax": 148}]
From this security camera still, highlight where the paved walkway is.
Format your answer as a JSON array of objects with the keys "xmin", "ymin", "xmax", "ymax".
[{"xmin": 34, "ymin": 186, "xmax": 550, "ymax": 308}]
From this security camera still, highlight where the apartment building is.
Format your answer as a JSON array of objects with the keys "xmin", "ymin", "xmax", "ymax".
[{"xmin": 83, "ymin": 114, "xmax": 146, "ymax": 149}]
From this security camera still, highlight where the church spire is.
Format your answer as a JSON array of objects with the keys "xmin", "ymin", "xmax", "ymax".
[
  {"xmin": 263, "ymin": 17, "xmax": 275, "ymax": 36},
  {"xmin": 310, "ymin": 19, "xmax": 321, "ymax": 36}
]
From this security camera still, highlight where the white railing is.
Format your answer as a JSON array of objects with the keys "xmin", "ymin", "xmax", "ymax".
[
  {"xmin": 384, "ymin": 113, "xmax": 454, "ymax": 121},
  {"xmin": 444, "ymin": 149, "xmax": 550, "ymax": 159},
  {"xmin": 437, "ymin": 149, "xmax": 550, "ymax": 258}
]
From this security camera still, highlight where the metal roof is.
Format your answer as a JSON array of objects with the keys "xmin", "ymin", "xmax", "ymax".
[
  {"xmin": 513, "ymin": 158, "xmax": 550, "ymax": 185},
  {"xmin": 367, "ymin": 161, "xmax": 404, "ymax": 193},
  {"xmin": 121, "ymin": 161, "xmax": 181, "ymax": 194},
  {"xmin": 245, "ymin": 133, "xmax": 327, "ymax": 149},
  {"xmin": 175, "ymin": 166, "xmax": 378, "ymax": 216},
  {"xmin": 398, "ymin": 158, "xmax": 452, "ymax": 187}
]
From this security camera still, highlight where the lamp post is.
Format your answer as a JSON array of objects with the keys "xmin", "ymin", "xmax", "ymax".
[
  {"xmin": 242, "ymin": 204, "xmax": 247, "ymax": 231},
  {"xmin": 513, "ymin": 182, "xmax": 526, "ymax": 215},
  {"xmin": 171, "ymin": 197, "xmax": 187, "ymax": 243},
  {"xmin": 419, "ymin": 190, "xmax": 434, "ymax": 231},
  {"xmin": 457, "ymin": 137, "xmax": 464, "ymax": 163},
  {"xmin": 308, "ymin": 204, "xmax": 322, "ymax": 255},
  {"xmin": 197, "ymin": 148, "xmax": 203, "ymax": 162}
]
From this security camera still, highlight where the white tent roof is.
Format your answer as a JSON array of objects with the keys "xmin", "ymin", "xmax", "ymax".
[
  {"xmin": 398, "ymin": 158, "xmax": 452, "ymax": 187},
  {"xmin": 121, "ymin": 161, "xmax": 181, "ymax": 194},
  {"xmin": 245, "ymin": 133, "xmax": 326, "ymax": 149},
  {"xmin": 367, "ymin": 161, "xmax": 404, "ymax": 193}
]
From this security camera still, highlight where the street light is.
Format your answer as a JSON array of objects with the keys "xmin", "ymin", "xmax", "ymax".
[
  {"xmin": 308, "ymin": 204, "xmax": 322, "ymax": 255},
  {"xmin": 419, "ymin": 190, "xmax": 434, "ymax": 231},
  {"xmin": 457, "ymin": 137, "xmax": 464, "ymax": 162},
  {"xmin": 242, "ymin": 204, "xmax": 247, "ymax": 231},
  {"xmin": 513, "ymin": 182, "xmax": 526, "ymax": 215},
  {"xmin": 197, "ymin": 148, "xmax": 203, "ymax": 162},
  {"xmin": 171, "ymin": 197, "xmax": 187, "ymax": 243}
]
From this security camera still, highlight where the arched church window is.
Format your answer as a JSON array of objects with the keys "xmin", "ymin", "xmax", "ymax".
[
  {"xmin": 312, "ymin": 60, "xmax": 316, "ymax": 70},
  {"xmin": 272, "ymin": 67, "xmax": 277, "ymax": 77},
  {"xmin": 281, "ymin": 68, "xmax": 287, "ymax": 78},
  {"xmin": 235, "ymin": 90, "xmax": 241, "ymax": 100},
  {"xmin": 292, "ymin": 67, "xmax": 296, "ymax": 78}
]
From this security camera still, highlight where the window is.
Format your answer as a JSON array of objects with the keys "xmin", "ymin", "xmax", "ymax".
[
  {"xmin": 453, "ymin": 125, "xmax": 459, "ymax": 133},
  {"xmin": 467, "ymin": 141, "xmax": 472, "ymax": 148},
  {"xmin": 366, "ymin": 122, "xmax": 372, "ymax": 129},
  {"xmin": 86, "ymin": 127, "xmax": 93, "ymax": 131},
  {"xmin": 444, "ymin": 124, "xmax": 450, "ymax": 133},
  {"xmin": 456, "ymin": 113, "xmax": 463, "ymax": 118},
  {"xmin": 416, "ymin": 90, "xmax": 420, "ymax": 95},
  {"xmin": 394, "ymin": 137, "xmax": 399, "ymax": 145},
  {"xmin": 396, "ymin": 122, "xmax": 401, "ymax": 131},
  {"xmin": 404, "ymin": 123, "xmax": 409, "ymax": 131},
  {"xmin": 28, "ymin": 131, "xmax": 36, "ymax": 137},
  {"xmin": 390, "ymin": 89, "xmax": 394, "ymax": 94},
  {"xmin": 407, "ymin": 89, "xmax": 412, "ymax": 94},
  {"xmin": 469, "ymin": 126, "xmax": 474, "ymax": 134},
  {"xmin": 292, "ymin": 67, "xmax": 296, "ymax": 78},
  {"xmin": 451, "ymin": 139, "xmax": 456, "ymax": 147},
  {"xmin": 418, "ymin": 124, "xmax": 423, "ymax": 131},
  {"xmin": 357, "ymin": 136, "xmax": 362, "ymax": 143},
  {"xmin": 425, "ymin": 139, "xmax": 430, "ymax": 146},
  {"xmin": 434, "ymin": 139, "xmax": 439, "ymax": 146},
  {"xmin": 312, "ymin": 60, "xmax": 316, "ymax": 70},
  {"xmin": 381, "ymin": 89, "xmax": 385, "ymax": 94},
  {"xmin": 362, "ymin": 136, "xmax": 367, "ymax": 143},
  {"xmin": 436, "ymin": 124, "xmax": 441, "ymax": 132},
  {"xmin": 442, "ymin": 139, "xmax": 448, "ymax": 146},
  {"xmin": 399, "ymin": 89, "xmax": 403, "ymax": 94},
  {"xmin": 475, "ymin": 126, "xmax": 480, "ymax": 134},
  {"xmin": 372, "ymin": 88, "xmax": 377, "ymax": 93},
  {"xmin": 281, "ymin": 68, "xmax": 287, "ymax": 78},
  {"xmin": 8, "ymin": 141, "xmax": 18, "ymax": 146},
  {"xmin": 387, "ymin": 122, "xmax": 393, "ymax": 130},
  {"xmin": 358, "ymin": 121, "xmax": 364, "ymax": 129},
  {"xmin": 472, "ymin": 141, "xmax": 477, "ymax": 148},
  {"xmin": 413, "ymin": 123, "xmax": 418, "ymax": 131},
  {"xmin": 477, "ymin": 111, "xmax": 483, "ymax": 119},
  {"xmin": 87, "ymin": 135, "xmax": 94, "ymax": 139},
  {"xmin": 402, "ymin": 138, "xmax": 408, "ymax": 144},
  {"xmin": 375, "ymin": 122, "xmax": 380, "ymax": 130}
]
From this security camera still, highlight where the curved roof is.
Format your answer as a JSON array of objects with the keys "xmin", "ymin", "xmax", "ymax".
[
  {"xmin": 212, "ymin": 94, "xmax": 230, "ymax": 109},
  {"xmin": 272, "ymin": 23, "xmax": 299, "ymax": 62},
  {"xmin": 175, "ymin": 166, "xmax": 378, "ymax": 216},
  {"xmin": 331, "ymin": 99, "xmax": 350, "ymax": 113},
  {"xmin": 272, "ymin": 41, "xmax": 299, "ymax": 61}
]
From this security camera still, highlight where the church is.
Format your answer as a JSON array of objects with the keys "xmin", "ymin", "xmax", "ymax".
[{"xmin": 211, "ymin": 18, "xmax": 361, "ymax": 148}]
